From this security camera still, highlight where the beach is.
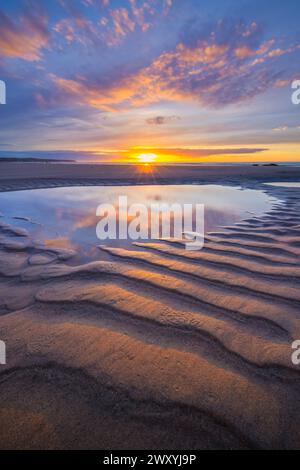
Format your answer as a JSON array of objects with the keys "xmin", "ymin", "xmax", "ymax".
[
  {"xmin": 1, "ymin": 162, "xmax": 300, "ymax": 191},
  {"xmin": 0, "ymin": 163, "xmax": 300, "ymax": 449}
]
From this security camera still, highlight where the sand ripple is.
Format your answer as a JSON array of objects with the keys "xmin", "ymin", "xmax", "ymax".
[{"xmin": 0, "ymin": 184, "xmax": 300, "ymax": 449}]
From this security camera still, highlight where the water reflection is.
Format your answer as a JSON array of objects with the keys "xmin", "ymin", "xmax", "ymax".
[{"xmin": 0, "ymin": 185, "xmax": 277, "ymax": 262}]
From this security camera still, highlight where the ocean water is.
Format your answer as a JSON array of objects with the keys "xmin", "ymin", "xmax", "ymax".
[{"xmin": 0, "ymin": 184, "xmax": 278, "ymax": 262}]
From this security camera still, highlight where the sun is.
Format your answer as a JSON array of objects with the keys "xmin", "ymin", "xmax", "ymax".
[{"xmin": 136, "ymin": 153, "xmax": 158, "ymax": 163}]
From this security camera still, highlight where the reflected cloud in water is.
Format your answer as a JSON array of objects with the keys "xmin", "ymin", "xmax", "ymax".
[{"xmin": 0, "ymin": 185, "xmax": 278, "ymax": 262}]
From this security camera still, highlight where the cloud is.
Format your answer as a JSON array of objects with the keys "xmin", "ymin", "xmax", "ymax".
[
  {"xmin": 274, "ymin": 79, "xmax": 291, "ymax": 88},
  {"xmin": 0, "ymin": 147, "xmax": 267, "ymax": 162},
  {"xmin": 53, "ymin": 19, "xmax": 78, "ymax": 44},
  {"xmin": 102, "ymin": 0, "xmax": 173, "ymax": 45},
  {"xmin": 53, "ymin": 0, "xmax": 173, "ymax": 48},
  {"xmin": 105, "ymin": 7, "xmax": 136, "ymax": 45},
  {"xmin": 111, "ymin": 8, "xmax": 135, "ymax": 37},
  {"xmin": 53, "ymin": 6, "xmax": 132, "ymax": 47},
  {"xmin": 146, "ymin": 115, "xmax": 181, "ymax": 125},
  {"xmin": 53, "ymin": 2, "xmax": 101, "ymax": 47},
  {"xmin": 51, "ymin": 17, "xmax": 297, "ymax": 110},
  {"xmin": 272, "ymin": 125, "xmax": 300, "ymax": 132},
  {"xmin": 130, "ymin": 147, "xmax": 267, "ymax": 158},
  {"xmin": 0, "ymin": 7, "xmax": 50, "ymax": 61},
  {"xmin": 272, "ymin": 126, "xmax": 288, "ymax": 132},
  {"xmin": 129, "ymin": 0, "xmax": 173, "ymax": 32}
]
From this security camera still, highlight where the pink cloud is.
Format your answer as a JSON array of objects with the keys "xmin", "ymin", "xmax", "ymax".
[
  {"xmin": 110, "ymin": 7, "xmax": 135, "ymax": 40},
  {"xmin": 54, "ymin": 1, "xmax": 173, "ymax": 48},
  {"xmin": 0, "ymin": 9, "xmax": 50, "ymax": 61},
  {"xmin": 50, "ymin": 19, "xmax": 298, "ymax": 110}
]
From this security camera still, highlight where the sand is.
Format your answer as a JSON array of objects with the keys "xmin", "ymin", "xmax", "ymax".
[
  {"xmin": 0, "ymin": 162, "xmax": 300, "ymax": 191},
  {"xmin": 0, "ymin": 163, "xmax": 300, "ymax": 449}
]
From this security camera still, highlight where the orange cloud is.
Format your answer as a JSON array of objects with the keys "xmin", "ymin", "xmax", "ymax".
[
  {"xmin": 50, "ymin": 20, "xmax": 298, "ymax": 110},
  {"xmin": 274, "ymin": 79, "xmax": 291, "ymax": 88},
  {"xmin": 268, "ymin": 48, "xmax": 286, "ymax": 57},
  {"xmin": 235, "ymin": 46, "xmax": 255, "ymax": 58},
  {"xmin": 0, "ymin": 10, "xmax": 49, "ymax": 61}
]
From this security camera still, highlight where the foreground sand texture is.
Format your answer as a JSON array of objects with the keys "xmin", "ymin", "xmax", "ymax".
[{"xmin": 0, "ymin": 166, "xmax": 300, "ymax": 449}]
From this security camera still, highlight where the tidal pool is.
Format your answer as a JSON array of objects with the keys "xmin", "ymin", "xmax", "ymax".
[{"xmin": 0, "ymin": 185, "xmax": 278, "ymax": 262}]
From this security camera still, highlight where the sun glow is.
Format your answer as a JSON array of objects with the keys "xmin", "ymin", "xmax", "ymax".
[{"xmin": 136, "ymin": 153, "xmax": 158, "ymax": 163}]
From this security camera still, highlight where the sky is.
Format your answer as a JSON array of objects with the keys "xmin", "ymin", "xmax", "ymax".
[{"xmin": 0, "ymin": 0, "xmax": 300, "ymax": 163}]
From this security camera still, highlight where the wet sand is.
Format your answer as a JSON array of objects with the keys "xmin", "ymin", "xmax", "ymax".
[
  {"xmin": 0, "ymin": 162, "xmax": 300, "ymax": 191},
  {"xmin": 0, "ymin": 163, "xmax": 300, "ymax": 449}
]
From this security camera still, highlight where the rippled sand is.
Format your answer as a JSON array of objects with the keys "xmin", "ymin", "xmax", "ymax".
[{"xmin": 0, "ymin": 167, "xmax": 300, "ymax": 449}]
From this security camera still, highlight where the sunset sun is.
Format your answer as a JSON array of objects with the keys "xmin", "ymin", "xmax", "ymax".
[{"xmin": 136, "ymin": 153, "xmax": 158, "ymax": 163}]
